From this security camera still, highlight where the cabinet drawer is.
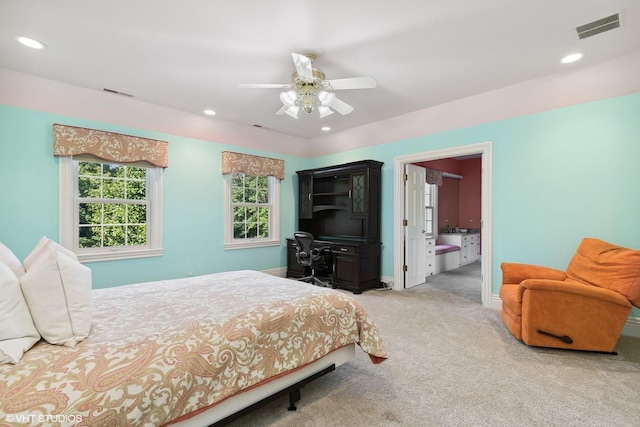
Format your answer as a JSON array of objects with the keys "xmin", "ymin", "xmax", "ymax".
[
  {"xmin": 425, "ymin": 256, "xmax": 436, "ymax": 275},
  {"xmin": 331, "ymin": 245, "xmax": 357, "ymax": 255}
]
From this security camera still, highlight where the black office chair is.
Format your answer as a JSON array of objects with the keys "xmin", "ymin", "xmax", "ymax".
[{"xmin": 293, "ymin": 231, "xmax": 333, "ymax": 288}]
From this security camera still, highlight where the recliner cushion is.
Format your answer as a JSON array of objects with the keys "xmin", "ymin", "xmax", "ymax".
[
  {"xmin": 499, "ymin": 284, "xmax": 522, "ymax": 315},
  {"xmin": 566, "ymin": 238, "xmax": 640, "ymax": 306}
]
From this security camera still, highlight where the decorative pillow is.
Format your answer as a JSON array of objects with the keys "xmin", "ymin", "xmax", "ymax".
[
  {"xmin": 24, "ymin": 236, "xmax": 78, "ymax": 270},
  {"xmin": 21, "ymin": 240, "xmax": 92, "ymax": 347},
  {"xmin": 0, "ymin": 260, "xmax": 40, "ymax": 364},
  {"xmin": 0, "ymin": 241, "xmax": 26, "ymax": 279}
]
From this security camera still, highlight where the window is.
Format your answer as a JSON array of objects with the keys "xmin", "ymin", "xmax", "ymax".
[
  {"xmin": 59, "ymin": 157, "xmax": 163, "ymax": 262},
  {"xmin": 224, "ymin": 172, "xmax": 280, "ymax": 249},
  {"xmin": 425, "ymin": 183, "xmax": 438, "ymax": 238}
]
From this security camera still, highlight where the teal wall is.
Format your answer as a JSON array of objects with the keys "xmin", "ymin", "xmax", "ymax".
[
  {"xmin": 1, "ymin": 92, "xmax": 640, "ymax": 310},
  {"xmin": 0, "ymin": 105, "xmax": 307, "ymax": 288},
  {"xmin": 313, "ymin": 92, "xmax": 640, "ymax": 312}
]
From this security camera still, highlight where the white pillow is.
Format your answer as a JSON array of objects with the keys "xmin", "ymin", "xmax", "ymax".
[
  {"xmin": 0, "ymin": 260, "xmax": 40, "ymax": 364},
  {"xmin": 24, "ymin": 236, "xmax": 78, "ymax": 270},
  {"xmin": 21, "ymin": 240, "xmax": 92, "ymax": 347},
  {"xmin": 0, "ymin": 241, "xmax": 26, "ymax": 279}
]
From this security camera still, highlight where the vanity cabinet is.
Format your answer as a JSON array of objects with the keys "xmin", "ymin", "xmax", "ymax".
[
  {"xmin": 425, "ymin": 238, "xmax": 436, "ymax": 277},
  {"xmin": 469, "ymin": 233, "xmax": 480, "ymax": 261},
  {"xmin": 439, "ymin": 233, "xmax": 480, "ymax": 266}
]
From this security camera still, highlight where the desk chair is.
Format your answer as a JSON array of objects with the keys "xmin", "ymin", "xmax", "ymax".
[{"xmin": 293, "ymin": 231, "xmax": 333, "ymax": 288}]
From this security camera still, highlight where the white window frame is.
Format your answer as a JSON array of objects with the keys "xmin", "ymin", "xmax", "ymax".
[
  {"xmin": 425, "ymin": 183, "xmax": 438, "ymax": 238},
  {"xmin": 59, "ymin": 156, "xmax": 163, "ymax": 262},
  {"xmin": 224, "ymin": 173, "xmax": 280, "ymax": 250}
]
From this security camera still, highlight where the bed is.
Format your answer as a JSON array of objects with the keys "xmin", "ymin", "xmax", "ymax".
[{"xmin": 0, "ymin": 269, "xmax": 387, "ymax": 426}]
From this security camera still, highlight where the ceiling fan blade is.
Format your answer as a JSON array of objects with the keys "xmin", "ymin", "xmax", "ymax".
[
  {"xmin": 325, "ymin": 76, "xmax": 377, "ymax": 90},
  {"xmin": 330, "ymin": 96, "xmax": 354, "ymax": 115},
  {"xmin": 237, "ymin": 83, "xmax": 290, "ymax": 89},
  {"xmin": 292, "ymin": 53, "xmax": 313, "ymax": 80}
]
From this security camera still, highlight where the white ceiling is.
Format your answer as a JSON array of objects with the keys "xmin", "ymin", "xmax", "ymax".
[{"xmin": 1, "ymin": 0, "xmax": 640, "ymax": 140}]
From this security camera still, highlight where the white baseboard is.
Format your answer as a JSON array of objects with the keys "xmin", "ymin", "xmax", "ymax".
[
  {"xmin": 491, "ymin": 294, "xmax": 640, "ymax": 338},
  {"xmin": 622, "ymin": 316, "xmax": 640, "ymax": 338},
  {"xmin": 489, "ymin": 294, "xmax": 503, "ymax": 311},
  {"xmin": 262, "ymin": 267, "xmax": 287, "ymax": 277},
  {"xmin": 267, "ymin": 268, "xmax": 393, "ymax": 289},
  {"xmin": 381, "ymin": 275, "xmax": 394, "ymax": 289}
]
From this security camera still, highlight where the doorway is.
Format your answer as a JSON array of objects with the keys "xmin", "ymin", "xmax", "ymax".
[{"xmin": 393, "ymin": 142, "xmax": 493, "ymax": 308}]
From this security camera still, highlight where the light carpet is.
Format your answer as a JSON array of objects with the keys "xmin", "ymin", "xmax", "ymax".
[{"xmin": 229, "ymin": 263, "xmax": 640, "ymax": 426}]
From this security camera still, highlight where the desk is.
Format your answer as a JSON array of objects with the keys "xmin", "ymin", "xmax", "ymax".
[
  {"xmin": 292, "ymin": 160, "xmax": 383, "ymax": 294},
  {"xmin": 286, "ymin": 238, "xmax": 381, "ymax": 294}
]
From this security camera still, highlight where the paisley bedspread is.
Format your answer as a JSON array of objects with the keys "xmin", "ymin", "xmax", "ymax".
[{"xmin": 0, "ymin": 270, "xmax": 386, "ymax": 426}]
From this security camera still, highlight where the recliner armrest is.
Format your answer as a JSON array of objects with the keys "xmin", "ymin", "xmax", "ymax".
[
  {"xmin": 519, "ymin": 279, "xmax": 631, "ymax": 307},
  {"xmin": 501, "ymin": 262, "xmax": 566, "ymax": 284}
]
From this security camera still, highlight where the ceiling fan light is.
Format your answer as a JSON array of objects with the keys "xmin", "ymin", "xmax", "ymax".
[
  {"xmin": 284, "ymin": 105, "xmax": 299, "ymax": 118},
  {"xmin": 318, "ymin": 90, "xmax": 336, "ymax": 107},
  {"xmin": 318, "ymin": 106, "xmax": 334, "ymax": 118},
  {"xmin": 280, "ymin": 90, "xmax": 297, "ymax": 107},
  {"xmin": 302, "ymin": 94, "xmax": 314, "ymax": 114}
]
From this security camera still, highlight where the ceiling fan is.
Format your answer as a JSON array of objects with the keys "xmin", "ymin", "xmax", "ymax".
[{"xmin": 237, "ymin": 53, "xmax": 377, "ymax": 119}]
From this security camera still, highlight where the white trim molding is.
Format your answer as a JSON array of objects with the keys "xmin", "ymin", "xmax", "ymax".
[
  {"xmin": 223, "ymin": 174, "xmax": 281, "ymax": 250},
  {"xmin": 262, "ymin": 267, "xmax": 287, "ymax": 277},
  {"xmin": 393, "ymin": 142, "xmax": 493, "ymax": 308},
  {"xmin": 622, "ymin": 316, "xmax": 640, "ymax": 338},
  {"xmin": 59, "ymin": 156, "xmax": 164, "ymax": 262}
]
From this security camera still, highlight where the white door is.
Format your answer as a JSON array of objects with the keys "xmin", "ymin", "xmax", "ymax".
[{"xmin": 404, "ymin": 164, "xmax": 426, "ymax": 288}]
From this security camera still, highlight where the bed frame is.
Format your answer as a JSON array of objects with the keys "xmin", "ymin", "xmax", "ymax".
[{"xmin": 172, "ymin": 343, "xmax": 356, "ymax": 426}]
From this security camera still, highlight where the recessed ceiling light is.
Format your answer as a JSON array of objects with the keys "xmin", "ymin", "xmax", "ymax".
[
  {"xmin": 15, "ymin": 35, "xmax": 46, "ymax": 49},
  {"xmin": 203, "ymin": 109, "xmax": 216, "ymax": 116},
  {"xmin": 321, "ymin": 126, "xmax": 331, "ymax": 131},
  {"xmin": 560, "ymin": 53, "xmax": 583, "ymax": 64}
]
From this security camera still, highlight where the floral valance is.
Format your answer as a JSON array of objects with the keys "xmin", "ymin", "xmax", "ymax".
[
  {"xmin": 53, "ymin": 124, "xmax": 169, "ymax": 168},
  {"xmin": 221, "ymin": 151, "xmax": 284, "ymax": 180},
  {"xmin": 426, "ymin": 168, "xmax": 443, "ymax": 186}
]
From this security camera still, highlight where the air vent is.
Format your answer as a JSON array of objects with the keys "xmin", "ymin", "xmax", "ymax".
[
  {"xmin": 576, "ymin": 13, "xmax": 620, "ymax": 39},
  {"xmin": 102, "ymin": 88, "xmax": 134, "ymax": 97}
]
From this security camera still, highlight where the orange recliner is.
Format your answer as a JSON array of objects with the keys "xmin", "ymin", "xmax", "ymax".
[{"xmin": 500, "ymin": 238, "xmax": 640, "ymax": 353}]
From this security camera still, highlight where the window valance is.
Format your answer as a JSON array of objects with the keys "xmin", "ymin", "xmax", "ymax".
[
  {"xmin": 426, "ymin": 168, "xmax": 443, "ymax": 186},
  {"xmin": 53, "ymin": 124, "xmax": 169, "ymax": 168},
  {"xmin": 221, "ymin": 151, "xmax": 284, "ymax": 180}
]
